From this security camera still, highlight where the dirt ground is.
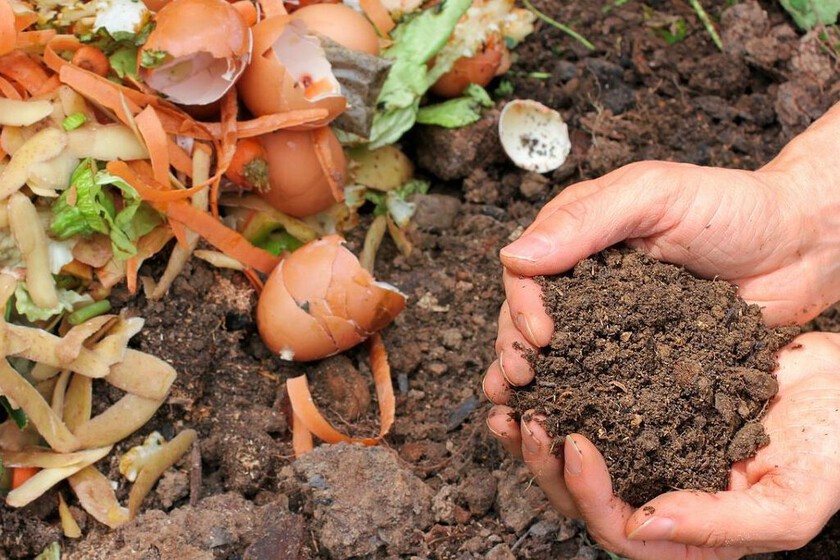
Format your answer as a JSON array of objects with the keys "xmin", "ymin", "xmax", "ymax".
[{"xmin": 2, "ymin": 0, "xmax": 839, "ymax": 559}]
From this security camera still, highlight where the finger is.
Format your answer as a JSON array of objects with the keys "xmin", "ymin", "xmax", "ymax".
[
  {"xmin": 500, "ymin": 164, "xmax": 686, "ymax": 276},
  {"xmin": 495, "ymin": 302, "xmax": 538, "ymax": 386},
  {"xmin": 527, "ymin": 177, "xmax": 610, "ymax": 231},
  {"xmin": 563, "ymin": 434, "xmax": 736, "ymax": 560},
  {"xmin": 521, "ymin": 415, "xmax": 580, "ymax": 518},
  {"xmin": 502, "ymin": 269, "xmax": 553, "ymax": 347},
  {"xmin": 525, "ymin": 162, "xmax": 649, "ymax": 233},
  {"xmin": 487, "ymin": 405, "xmax": 522, "ymax": 459},
  {"xmin": 482, "ymin": 360, "xmax": 511, "ymax": 404},
  {"xmin": 625, "ymin": 479, "xmax": 827, "ymax": 552}
]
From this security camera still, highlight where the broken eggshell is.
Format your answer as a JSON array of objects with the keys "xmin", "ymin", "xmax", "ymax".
[
  {"xmin": 290, "ymin": 3, "xmax": 380, "ymax": 56},
  {"xmin": 257, "ymin": 235, "xmax": 406, "ymax": 361},
  {"xmin": 498, "ymin": 99, "xmax": 571, "ymax": 174},
  {"xmin": 257, "ymin": 127, "xmax": 347, "ymax": 218},
  {"xmin": 238, "ymin": 16, "xmax": 346, "ymax": 127},
  {"xmin": 138, "ymin": 0, "xmax": 252, "ymax": 106}
]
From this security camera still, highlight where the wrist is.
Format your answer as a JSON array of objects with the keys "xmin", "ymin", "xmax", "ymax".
[{"xmin": 756, "ymin": 103, "xmax": 840, "ymax": 321}]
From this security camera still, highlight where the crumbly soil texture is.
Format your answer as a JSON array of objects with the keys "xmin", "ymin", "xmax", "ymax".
[
  {"xmin": 511, "ymin": 249, "xmax": 798, "ymax": 507},
  {"xmin": 2, "ymin": 1, "xmax": 839, "ymax": 559}
]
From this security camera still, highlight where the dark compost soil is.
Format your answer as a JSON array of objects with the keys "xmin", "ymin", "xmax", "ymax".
[
  {"xmin": 2, "ymin": 1, "xmax": 839, "ymax": 559},
  {"xmin": 510, "ymin": 249, "xmax": 798, "ymax": 507}
]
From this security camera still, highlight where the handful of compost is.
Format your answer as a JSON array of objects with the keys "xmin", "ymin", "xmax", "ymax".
[{"xmin": 510, "ymin": 249, "xmax": 798, "ymax": 506}]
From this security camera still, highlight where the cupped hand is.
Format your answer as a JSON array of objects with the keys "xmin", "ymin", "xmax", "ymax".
[
  {"xmin": 483, "ymin": 154, "xmax": 840, "ymax": 403},
  {"xmin": 488, "ymin": 332, "xmax": 840, "ymax": 559}
]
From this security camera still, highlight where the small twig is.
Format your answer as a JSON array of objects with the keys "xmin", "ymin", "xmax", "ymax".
[
  {"xmin": 189, "ymin": 441, "xmax": 202, "ymax": 506},
  {"xmin": 521, "ymin": 0, "xmax": 595, "ymax": 51},
  {"xmin": 688, "ymin": 0, "xmax": 723, "ymax": 51}
]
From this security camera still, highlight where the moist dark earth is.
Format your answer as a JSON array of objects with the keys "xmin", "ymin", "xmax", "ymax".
[
  {"xmin": 2, "ymin": 0, "xmax": 839, "ymax": 559},
  {"xmin": 510, "ymin": 249, "xmax": 798, "ymax": 507}
]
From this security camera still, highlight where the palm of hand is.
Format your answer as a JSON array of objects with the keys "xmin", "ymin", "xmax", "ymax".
[{"xmin": 545, "ymin": 333, "xmax": 840, "ymax": 560}]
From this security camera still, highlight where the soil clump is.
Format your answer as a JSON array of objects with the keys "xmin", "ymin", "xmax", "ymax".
[{"xmin": 512, "ymin": 248, "xmax": 798, "ymax": 506}]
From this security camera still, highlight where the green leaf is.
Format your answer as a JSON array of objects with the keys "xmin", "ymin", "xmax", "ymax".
[
  {"xmin": 0, "ymin": 396, "xmax": 27, "ymax": 429},
  {"xmin": 140, "ymin": 49, "xmax": 168, "ymax": 69},
  {"xmin": 109, "ymin": 45, "xmax": 139, "ymax": 79},
  {"xmin": 15, "ymin": 283, "xmax": 92, "ymax": 323},
  {"xmin": 34, "ymin": 542, "xmax": 61, "ymax": 560},
  {"xmin": 780, "ymin": 0, "xmax": 840, "ymax": 30},
  {"xmin": 51, "ymin": 160, "xmax": 110, "ymax": 239},
  {"xmin": 50, "ymin": 159, "xmax": 162, "ymax": 260},
  {"xmin": 653, "ymin": 17, "xmax": 687, "ymax": 45},
  {"xmin": 368, "ymin": 0, "xmax": 473, "ymax": 148},
  {"xmin": 62, "ymin": 112, "xmax": 87, "ymax": 131},
  {"xmin": 494, "ymin": 79, "xmax": 514, "ymax": 98},
  {"xmin": 415, "ymin": 84, "xmax": 493, "ymax": 128},
  {"xmin": 256, "ymin": 232, "xmax": 304, "ymax": 256}
]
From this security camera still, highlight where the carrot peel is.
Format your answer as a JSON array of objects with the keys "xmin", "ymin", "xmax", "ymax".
[{"xmin": 286, "ymin": 333, "xmax": 396, "ymax": 457}]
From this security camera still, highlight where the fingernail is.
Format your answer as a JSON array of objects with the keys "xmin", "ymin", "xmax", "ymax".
[
  {"xmin": 564, "ymin": 435, "xmax": 583, "ymax": 475},
  {"xmin": 627, "ymin": 517, "xmax": 677, "ymax": 541},
  {"xmin": 486, "ymin": 411, "xmax": 505, "ymax": 438},
  {"xmin": 498, "ymin": 351, "xmax": 514, "ymax": 385},
  {"xmin": 522, "ymin": 420, "xmax": 540, "ymax": 455},
  {"xmin": 481, "ymin": 375, "xmax": 492, "ymax": 402},
  {"xmin": 501, "ymin": 233, "xmax": 553, "ymax": 263},
  {"xmin": 515, "ymin": 313, "xmax": 539, "ymax": 346}
]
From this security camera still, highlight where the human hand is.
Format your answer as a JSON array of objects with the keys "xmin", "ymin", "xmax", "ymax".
[
  {"xmin": 485, "ymin": 103, "xmax": 840, "ymax": 401},
  {"xmin": 487, "ymin": 332, "xmax": 840, "ymax": 559}
]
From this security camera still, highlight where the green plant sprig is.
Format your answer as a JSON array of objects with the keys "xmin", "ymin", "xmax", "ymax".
[{"xmin": 521, "ymin": 0, "xmax": 595, "ymax": 51}]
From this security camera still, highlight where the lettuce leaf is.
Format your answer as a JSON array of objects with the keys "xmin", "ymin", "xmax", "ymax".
[
  {"xmin": 779, "ymin": 0, "xmax": 840, "ymax": 30},
  {"xmin": 14, "ymin": 283, "xmax": 92, "ymax": 323},
  {"xmin": 51, "ymin": 159, "xmax": 162, "ymax": 260},
  {"xmin": 415, "ymin": 84, "xmax": 494, "ymax": 128},
  {"xmin": 368, "ymin": 0, "xmax": 473, "ymax": 148}
]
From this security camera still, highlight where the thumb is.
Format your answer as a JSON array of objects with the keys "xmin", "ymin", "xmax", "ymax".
[
  {"xmin": 625, "ymin": 482, "xmax": 825, "ymax": 551},
  {"xmin": 500, "ymin": 162, "xmax": 689, "ymax": 276}
]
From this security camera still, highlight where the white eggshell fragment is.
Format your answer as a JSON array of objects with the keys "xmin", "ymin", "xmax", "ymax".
[{"xmin": 498, "ymin": 99, "xmax": 571, "ymax": 174}]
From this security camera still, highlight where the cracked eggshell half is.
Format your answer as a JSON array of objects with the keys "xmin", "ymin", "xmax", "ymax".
[
  {"xmin": 257, "ymin": 235, "xmax": 406, "ymax": 361},
  {"xmin": 289, "ymin": 3, "xmax": 380, "ymax": 56},
  {"xmin": 257, "ymin": 127, "xmax": 347, "ymax": 218},
  {"xmin": 238, "ymin": 16, "xmax": 345, "ymax": 127},
  {"xmin": 138, "ymin": 0, "xmax": 252, "ymax": 106},
  {"xmin": 498, "ymin": 99, "xmax": 571, "ymax": 174}
]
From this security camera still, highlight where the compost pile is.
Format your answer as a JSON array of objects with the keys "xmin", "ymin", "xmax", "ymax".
[{"xmin": 512, "ymin": 248, "xmax": 799, "ymax": 506}]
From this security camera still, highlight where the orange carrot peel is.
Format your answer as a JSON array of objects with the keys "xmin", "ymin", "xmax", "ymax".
[
  {"xmin": 287, "ymin": 333, "xmax": 396, "ymax": 457},
  {"xmin": 11, "ymin": 466, "xmax": 40, "ymax": 490}
]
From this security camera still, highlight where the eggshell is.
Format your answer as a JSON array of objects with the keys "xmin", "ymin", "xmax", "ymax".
[
  {"xmin": 256, "ymin": 259, "xmax": 339, "ymax": 361},
  {"xmin": 238, "ymin": 16, "xmax": 345, "ymax": 127},
  {"xmin": 498, "ymin": 99, "xmax": 571, "ymax": 173},
  {"xmin": 141, "ymin": 0, "xmax": 171, "ymax": 12},
  {"xmin": 257, "ymin": 127, "xmax": 347, "ymax": 218},
  {"xmin": 431, "ymin": 40, "xmax": 507, "ymax": 98},
  {"xmin": 290, "ymin": 4, "xmax": 380, "ymax": 55},
  {"xmin": 257, "ymin": 235, "xmax": 406, "ymax": 361},
  {"xmin": 139, "ymin": 0, "xmax": 251, "ymax": 105}
]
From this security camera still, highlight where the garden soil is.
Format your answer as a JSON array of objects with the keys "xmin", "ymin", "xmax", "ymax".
[
  {"xmin": 2, "ymin": 0, "xmax": 839, "ymax": 558},
  {"xmin": 510, "ymin": 249, "xmax": 798, "ymax": 507}
]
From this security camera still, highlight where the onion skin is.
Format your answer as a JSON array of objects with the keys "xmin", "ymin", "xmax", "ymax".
[
  {"xmin": 257, "ymin": 235, "xmax": 406, "ymax": 361},
  {"xmin": 257, "ymin": 128, "xmax": 346, "ymax": 218},
  {"xmin": 430, "ymin": 40, "xmax": 509, "ymax": 98}
]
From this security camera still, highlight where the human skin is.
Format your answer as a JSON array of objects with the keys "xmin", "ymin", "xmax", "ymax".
[{"xmin": 483, "ymin": 102, "xmax": 840, "ymax": 558}]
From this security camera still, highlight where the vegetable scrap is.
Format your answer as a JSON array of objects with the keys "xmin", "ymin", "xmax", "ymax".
[{"xmin": 0, "ymin": 0, "xmax": 537, "ymax": 532}]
